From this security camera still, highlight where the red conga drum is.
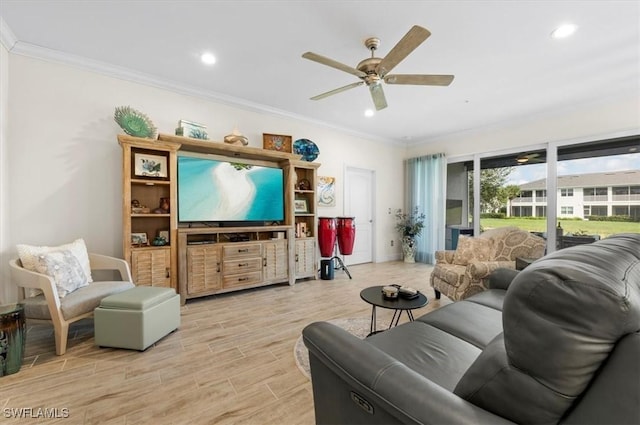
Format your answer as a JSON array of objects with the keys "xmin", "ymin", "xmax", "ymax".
[
  {"xmin": 318, "ymin": 217, "xmax": 337, "ymax": 258},
  {"xmin": 336, "ymin": 217, "xmax": 356, "ymax": 255}
]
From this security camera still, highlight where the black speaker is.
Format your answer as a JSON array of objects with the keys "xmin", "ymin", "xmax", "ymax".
[{"xmin": 320, "ymin": 259, "xmax": 334, "ymax": 280}]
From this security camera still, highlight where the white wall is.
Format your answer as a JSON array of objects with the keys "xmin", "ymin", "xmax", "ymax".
[
  {"xmin": 406, "ymin": 94, "xmax": 640, "ymax": 159},
  {"xmin": 0, "ymin": 42, "xmax": 9, "ymax": 303},
  {"xmin": 0, "ymin": 54, "xmax": 405, "ymax": 302}
]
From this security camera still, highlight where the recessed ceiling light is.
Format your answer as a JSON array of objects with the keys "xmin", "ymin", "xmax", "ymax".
[
  {"xmin": 364, "ymin": 109, "xmax": 374, "ymax": 117},
  {"xmin": 200, "ymin": 52, "xmax": 216, "ymax": 65},
  {"xmin": 551, "ymin": 24, "xmax": 577, "ymax": 39}
]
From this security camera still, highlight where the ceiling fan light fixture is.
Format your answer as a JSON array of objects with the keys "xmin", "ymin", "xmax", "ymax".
[
  {"xmin": 200, "ymin": 52, "xmax": 216, "ymax": 65},
  {"xmin": 516, "ymin": 157, "xmax": 529, "ymax": 164},
  {"xmin": 364, "ymin": 109, "xmax": 375, "ymax": 117},
  {"xmin": 551, "ymin": 24, "xmax": 577, "ymax": 39}
]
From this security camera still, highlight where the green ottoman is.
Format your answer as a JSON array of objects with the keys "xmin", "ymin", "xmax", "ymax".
[{"xmin": 94, "ymin": 286, "xmax": 180, "ymax": 351}]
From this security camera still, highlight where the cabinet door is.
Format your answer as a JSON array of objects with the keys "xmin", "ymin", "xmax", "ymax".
[
  {"xmin": 186, "ymin": 245, "xmax": 222, "ymax": 294},
  {"xmin": 131, "ymin": 248, "xmax": 171, "ymax": 287},
  {"xmin": 263, "ymin": 240, "xmax": 288, "ymax": 281},
  {"xmin": 295, "ymin": 239, "xmax": 316, "ymax": 278}
]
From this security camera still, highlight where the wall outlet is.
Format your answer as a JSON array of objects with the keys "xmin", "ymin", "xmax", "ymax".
[{"xmin": 390, "ymin": 240, "xmax": 394, "ymax": 247}]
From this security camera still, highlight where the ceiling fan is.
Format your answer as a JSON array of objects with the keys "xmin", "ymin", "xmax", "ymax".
[
  {"xmin": 302, "ymin": 25, "xmax": 454, "ymax": 111},
  {"xmin": 516, "ymin": 153, "xmax": 546, "ymax": 164}
]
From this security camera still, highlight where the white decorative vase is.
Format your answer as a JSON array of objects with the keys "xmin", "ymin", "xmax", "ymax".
[{"xmin": 402, "ymin": 236, "xmax": 416, "ymax": 263}]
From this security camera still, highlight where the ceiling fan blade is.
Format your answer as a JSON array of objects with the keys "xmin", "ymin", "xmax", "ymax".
[
  {"xmin": 369, "ymin": 83, "xmax": 387, "ymax": 110},
  {"xmin": 384, "ymin": 74, "xmax": 454, "ymax": 86},
  {"xmin": 302, "ymin": 52, "xmax": 367, "ymax": 78},
  {"xmin": 376, "ymin": 25, "xmax": 431, "ymax": 77},
  {"xmin": 310, "ymin": 81, "xmax": 364, "ymax": 100}
]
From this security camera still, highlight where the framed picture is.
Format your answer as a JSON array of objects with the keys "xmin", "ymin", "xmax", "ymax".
[
  {"xmin": 131, "ymin": 232, "xmax": 148, "ymax": 246},
  {"xmin": 134, "ymin": 153, "xmax": 167, "ymax": 178},
  {"xmin": 294, "ymin": 199, "xmax": 308, "ymax": 213},
  {"xmin": 318, "ymin": 176, "xmax": 336, "ymax": 207},
  {"xmin": 263, "ymin": 133, "xmax": 292, "ymax": 153},
  {"xmin": 158, "ymin": 230, "xmax": 170, "ymax": 244},
  {"xmin": 177, "ymin": 119, "xmax": 208, "ymax": 140}
]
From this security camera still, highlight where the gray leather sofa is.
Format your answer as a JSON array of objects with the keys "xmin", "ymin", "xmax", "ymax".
[{"xmin": 303, "ymin": 233, "xmax": 640, "ymax": 424}]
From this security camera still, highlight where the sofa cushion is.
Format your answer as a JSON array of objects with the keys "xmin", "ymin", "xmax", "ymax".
[
  {"xmin": 22, "ymin": 280, "xmax": 135, "ymax": 321},
  {"xmin": 417, "ymin": 300, "xmax": 503, "ymax": 349},
  {"xmin": 452, "ymin": 236, "xmax": 493, "ymax": 265},
  {"xmin": 454, "ymin": 233, "xmax": 640, "ymax": 424},
  {"xmin": 366, "ymin": 321, "xmax": 482, "ymax": 391},
  {"xmin": 464, "ymin": 288, "xmax": 505, "ymax": 311}
]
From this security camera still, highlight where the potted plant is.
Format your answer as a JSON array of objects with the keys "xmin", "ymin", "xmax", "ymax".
[{"xmin": 395, "ymin": 207, "xmax": 426, "ymax": 263}]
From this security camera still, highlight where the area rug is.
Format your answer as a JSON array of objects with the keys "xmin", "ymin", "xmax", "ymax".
[{"xmin": 294, "ymin": 317, "xmax": 371, "ymax": 380}]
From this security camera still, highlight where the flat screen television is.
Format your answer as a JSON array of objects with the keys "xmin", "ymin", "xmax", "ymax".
[{"xmin": 177, "ymin": 154, "xmax": 285, "ymax": 224}]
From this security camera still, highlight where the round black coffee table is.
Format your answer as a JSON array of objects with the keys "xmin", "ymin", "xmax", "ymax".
[{"xmin": 360, "ymin": 286, "xmax": 428, "ymax": 335}]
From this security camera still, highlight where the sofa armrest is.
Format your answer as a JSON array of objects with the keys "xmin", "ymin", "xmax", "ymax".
[
  {"xmin": 487, "ymin": 268, "xmax": 520, "ymax": 291},
  {"xmin": 467, "ymin": 260, "xmax": 515, "ymax": 280},
  {"xmin": 303, "ymin": 322, "xmax": 516, "ymax": 425},
  {"xmin": 435, "ymin": 250, "xmax": 456, "ymax": 264}
]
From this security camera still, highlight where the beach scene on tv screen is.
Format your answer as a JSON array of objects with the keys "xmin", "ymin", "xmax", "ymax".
[{"xmin": 178, "ymin": 156, "xmax": 284, "ymax": 222}]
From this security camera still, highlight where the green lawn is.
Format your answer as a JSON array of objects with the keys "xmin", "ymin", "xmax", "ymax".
[{"xmin": 481, "ymin": 218, "xmax": 639, "ymax": 238}]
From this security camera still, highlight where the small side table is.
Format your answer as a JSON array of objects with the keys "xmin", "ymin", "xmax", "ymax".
[
  {"xmin": 0, "ymin": 303, "xmax": 26, "ymax": 376},
  {"xmin": 360, "ymin": 286, "xmax": 428, "ymax": 336}
]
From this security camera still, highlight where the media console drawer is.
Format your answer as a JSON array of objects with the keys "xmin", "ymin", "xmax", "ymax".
[
  {"xmin": 222, "ymin": 271, "xmax": 262, "ymax": 288},
  {"xmin": 223, "ymin": 257, "xmax": 262, "ymax": 273},
  {"xmin": 222, "ymin": 243, "xmax": 262, "ymax": 259}
]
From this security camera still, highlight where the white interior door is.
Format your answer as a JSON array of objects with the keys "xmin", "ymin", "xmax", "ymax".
[{"xmin": 344, "ymin": 167, "xmax": 374, "ymax": 265}]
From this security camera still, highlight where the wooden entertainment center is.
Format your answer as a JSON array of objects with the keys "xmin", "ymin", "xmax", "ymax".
[{"xmin": 118, "ymin": 133, "xmax": 320, "ymax": 304}]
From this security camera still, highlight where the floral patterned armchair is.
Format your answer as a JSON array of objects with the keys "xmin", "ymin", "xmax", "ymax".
[{"xmin": 430, "ymin": 226, "xmax": 546, "ymax": 301}]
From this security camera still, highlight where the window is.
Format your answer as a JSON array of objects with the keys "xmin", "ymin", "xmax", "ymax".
[
  {"xmin": 612, "ymin": 206, "xmax": 629, "ymax": 216},
  {"xmin": 583, "ymin": 187, "xmax": 607, "ymax": 201},
  {"xmin": 535, "ymin": 190, "xmax": 546, "ymax": 201},
  {"xmin": 536, "ymin": 205, "xmax": 547, "ymax": 217},
  {"xmin": 561, "ymin": 188, "xmax": 573, "ymax": 197},
  {"xmin": 612, "ymin": 187, "xmax": 629, "ymax": 196},
  {"xmin": 561, "ymin": 206, "xmax": 574, "ymax": 215},
  {"xmin": 585, "ymin": 205, "xmax": 607, "ymax": 216}
]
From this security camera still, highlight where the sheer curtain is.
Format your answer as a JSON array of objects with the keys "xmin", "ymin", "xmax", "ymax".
[{"xmin": 405, "ymin": 153, "xmax": 447, "ymax": 264}]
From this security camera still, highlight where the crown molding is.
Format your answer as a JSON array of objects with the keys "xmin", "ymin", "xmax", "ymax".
[
  {"xmin": 5, "ymin": 36, "xmax": 397, "ymax": 146},
  {"xmin": 0, "ymin": 17, "xmax": 17, "ymax": 51}
]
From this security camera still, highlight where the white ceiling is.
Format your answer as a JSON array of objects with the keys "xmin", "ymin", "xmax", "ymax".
[{"xmin": 1, "ymin": 1, "xmax": 639, "ymax": 145}]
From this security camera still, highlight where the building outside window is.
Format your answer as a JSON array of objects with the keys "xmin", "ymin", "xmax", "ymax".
[
  {"xmin": 561, "ymin": 206, "xmax": 574, "ymax": 215},
  {"xmin": 561, "ymin": 188, "xmax": 574, "ymax": 197}
]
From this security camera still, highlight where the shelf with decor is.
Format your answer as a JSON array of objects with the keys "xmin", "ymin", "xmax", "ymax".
[
  {"xmin": 287, "ymin": 160, "xmax": 321, "ymax": 279},
  {"xmin": 118, "ymin": 135, "xmax": 181, "ymax": 289}
]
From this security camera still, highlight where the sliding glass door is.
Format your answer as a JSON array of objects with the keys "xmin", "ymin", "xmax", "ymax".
[{"xmin": 446, "ymin": 135, "xmax": 639, "ymax": 252}]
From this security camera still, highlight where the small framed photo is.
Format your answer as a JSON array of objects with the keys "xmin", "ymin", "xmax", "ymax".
[
  {"xmin": 131, "ymin": 232, "xmax": 148, "ymax": 246},
  {"xmin": 294, "ymin": 199, "xmax": 308, "ymax": 213},
  {"xmin": 263, "ymin": 133, "xmax": 292, "ymax": 153},
  {"xmin": 134, "ymin": 153, "xmax": 167, "ymax": 178},
  {"xmin": 158, "ymin": 230, "xmax": 170, "ymax": 244}
]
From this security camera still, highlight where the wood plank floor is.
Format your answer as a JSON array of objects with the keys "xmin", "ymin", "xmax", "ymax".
[{"xmin": 1, "ymin": 261, "xmax": 450, "ymax": 424}]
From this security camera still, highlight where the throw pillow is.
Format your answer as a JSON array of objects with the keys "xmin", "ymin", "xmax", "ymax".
[
  {"xmin": 34, "ymin": 250, "xmax": 89, "ymax": 298},
  {"xmin": 453, "ymin": 236, "xmax": 494, "ymax": 266},
  {"xmin": 17, "ymin": 239, "xmax": 93, "ymax": 297},
  {"xmin": 17, "ymin": 238, "xmax": 93, "ymax": 283}
]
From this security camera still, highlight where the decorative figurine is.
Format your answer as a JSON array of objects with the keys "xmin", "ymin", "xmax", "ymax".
[
  {"xmin": 153, "ymin": 197, "xmax": 170, "ymax": 214},
  {"xmin": 224, "ymin": 126, "xmax": 249, "ymax": 146}
]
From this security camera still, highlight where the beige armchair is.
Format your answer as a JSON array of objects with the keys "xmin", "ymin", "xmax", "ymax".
[
  {"xmin": 430, "ymin": 226, "xmax": 545, "ymax": 301},
  {"xmin": 10, "ymin": 253, "xmax": 135, "ymax": 355}
]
